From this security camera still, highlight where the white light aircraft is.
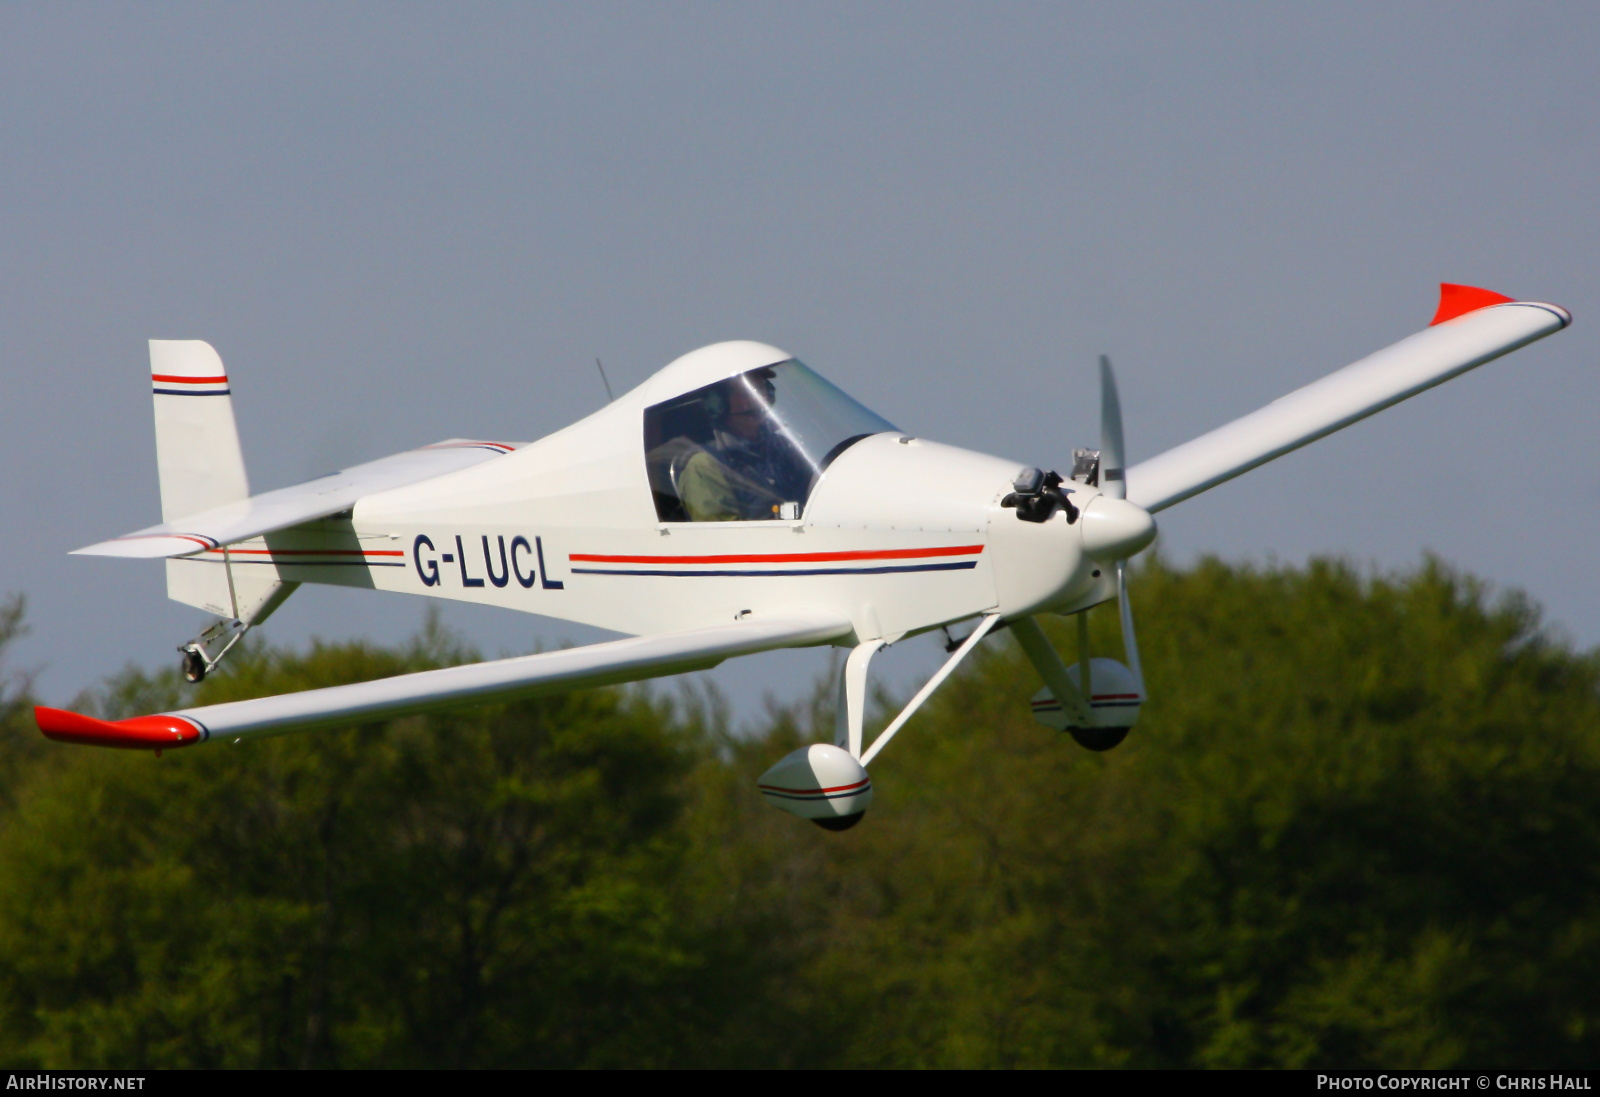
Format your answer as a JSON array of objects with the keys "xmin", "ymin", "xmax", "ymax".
[{"xmin": 37, "ymin": 284, "xmax": 1571, "ymax": 830}]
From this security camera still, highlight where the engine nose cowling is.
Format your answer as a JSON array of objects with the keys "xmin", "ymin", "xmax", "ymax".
[{"xmin": 1079, "ymin": 495, "xmax": 1157, "ymax": 561}]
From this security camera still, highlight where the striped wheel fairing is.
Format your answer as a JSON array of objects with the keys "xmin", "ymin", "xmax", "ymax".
[{"xmin": 757, "ymin": 776, "xmax": 872, "ymax": 803}]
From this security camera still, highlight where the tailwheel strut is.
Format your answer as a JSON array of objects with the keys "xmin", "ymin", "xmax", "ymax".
[{"xmin": 179, "ymin": 616, "xmax": 248, "ymax": 683}]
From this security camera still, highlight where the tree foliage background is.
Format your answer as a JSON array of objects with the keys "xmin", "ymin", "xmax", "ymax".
[{"xmin": 1, "ymin": 556, "xmax": 1598, "ymax": 1068}]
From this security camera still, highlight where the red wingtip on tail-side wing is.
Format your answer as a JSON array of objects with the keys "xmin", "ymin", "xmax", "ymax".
[
  {"xmin": 35, "ymin": 707, "xmax": 205, "ymax": 750},
  {"xmin": 34, "ymin": 613, "xmax": 852, "ymax": 752},
  {"xmin": 1431, "ymin": 283, "xmax": 1516, "ymax": 326}
]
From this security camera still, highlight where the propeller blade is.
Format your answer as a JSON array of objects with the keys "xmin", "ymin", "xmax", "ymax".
[
  {"xmin": 1099, "ymin": 354, "xmax": 1125, "ymax": 500},
  {"xmin": 1116, "ymin": 560, "xmax": 1145, "ymax": 699},
  {"xmin": 1101, "ymin": 358, "xmax": 1146, "ymax": 703}
]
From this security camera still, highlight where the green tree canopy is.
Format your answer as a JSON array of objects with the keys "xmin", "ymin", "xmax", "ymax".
[{"xmin": 0, "ymin": 557, "xmax": 1597, "ymax": 1068}]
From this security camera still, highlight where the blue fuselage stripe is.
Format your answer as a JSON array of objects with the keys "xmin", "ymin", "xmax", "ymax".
[
  {"xmin": 218, "ymin": 560, "xmax": 408, "ymax": 568},
  {"xmin": 152, "ymin": 388, "xmax": 231, "ymax": 396},
  {"xmin": 570, "ymin": 561, "xmax": 979, "ymax": 578}
]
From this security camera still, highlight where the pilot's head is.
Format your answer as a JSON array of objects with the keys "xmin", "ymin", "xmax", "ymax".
[{"xmin": 714, "ymin": 368, "xmax": 776, "ymax": 443}]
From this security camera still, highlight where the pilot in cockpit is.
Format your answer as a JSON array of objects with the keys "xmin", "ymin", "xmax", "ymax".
[
  {"xmin": 676, "ymin": 368, "xmax": 811, "ymax": 521},
  {"xmin": 645, "ymin": 356, "xmax": 897, "ymax": 523}
]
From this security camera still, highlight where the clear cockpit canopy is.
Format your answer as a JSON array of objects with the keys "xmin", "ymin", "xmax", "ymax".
[{"xmin": 644, "ymin": 359, "xmax": 898, "ymax": 522}]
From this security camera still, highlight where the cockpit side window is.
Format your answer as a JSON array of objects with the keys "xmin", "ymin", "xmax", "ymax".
[{"xmin": 643, "ymin": 359, "xmax": 897, "ymax": 522}]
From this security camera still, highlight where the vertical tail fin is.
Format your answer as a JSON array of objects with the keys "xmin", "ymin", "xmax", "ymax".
[
  {"xmin": 150, "ymin": 341, "xmax": 296, "ymax": 625},
  {"xmin": 150, "ymin": 340, "xmax": 249, "ymax": 520}
]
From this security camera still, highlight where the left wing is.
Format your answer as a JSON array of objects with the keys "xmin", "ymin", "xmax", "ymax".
[
  {"xmin": 36, "ymin": 612, "xmax": 851, "ymax": 750},
  {"xmin": 1126, "ymin": 291, "xmax": 1571, "ymax": 514}
]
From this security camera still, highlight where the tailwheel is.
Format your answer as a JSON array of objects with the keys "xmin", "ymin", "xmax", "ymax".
[
  {"xmin": 181, "ymin": 648, "xmax": 207, "ymax": 683},
  {"xmin": 178, "ymin": 617, "xmax": 248, "ymax": 683},
  {"xmin": 811, "ymin": 812, "xmax": 865, "ymax": 832}
]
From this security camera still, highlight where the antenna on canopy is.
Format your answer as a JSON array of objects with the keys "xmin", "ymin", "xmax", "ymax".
[{"xmin": 595, "ymin": 357, "xmax": 615, "ymax": 403}]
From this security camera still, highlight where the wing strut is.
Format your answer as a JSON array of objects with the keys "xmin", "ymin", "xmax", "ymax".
[{"xmin": 860, "ymin": 613, "xmax": 1000, "ymax": 766}]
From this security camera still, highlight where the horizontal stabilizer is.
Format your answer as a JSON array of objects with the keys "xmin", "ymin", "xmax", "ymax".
[
  {"xmin": 36, "ymin": 611, "xmax": 851, "ymax": 750},
  {"xmin": 1127, "ymin": 296, "xmax": 1571, "ymax": 514},
  {"xmin": 74, "ymin": 439, "xmax": 524, "ymax": 558}
]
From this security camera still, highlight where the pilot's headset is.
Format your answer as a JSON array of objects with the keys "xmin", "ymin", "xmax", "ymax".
[{"xmin": 704, "ymin": 368, "xmax": 777, "ymax": 426}]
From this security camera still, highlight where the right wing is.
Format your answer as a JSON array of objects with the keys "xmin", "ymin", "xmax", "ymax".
[
  {"xmin": 73, "ymin": 439, "xmax": 524, "ymax": 558},
  {"xmin": 1126, "ymin": 291, "xmax": 1571, "ymax": 514},
  {"xmin": 36, "ymin": 612, "xmax": 852, "ymax": 750}
]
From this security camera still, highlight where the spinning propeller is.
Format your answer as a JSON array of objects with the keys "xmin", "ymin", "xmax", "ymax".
[
  {"xmin": 1011, "ymin": 354, "xmax": 1155, "ymax": 750},
  {"xmin": 1095, "ymin": 355, "xmax": 1145, "ymax": 696},
  {"xmin": 1098, "ymin": 354, "xmax": 1126, "ymax": 502},
  {"xmin": 1081, "ymin": 356, "xmax": 1145, "ymax": 751}
]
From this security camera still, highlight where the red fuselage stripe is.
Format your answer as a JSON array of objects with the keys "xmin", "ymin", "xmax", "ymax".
[
  {"xmin": 570, "ymin": 544, "xmax": 985, "ymax": 565},
  {"xmin": 150, "ymin": 374, "xmax": 228, "ymax": 383},
  {"xmin": 202, "ymin": 548, "xmax": 405, "ymax": 557}
]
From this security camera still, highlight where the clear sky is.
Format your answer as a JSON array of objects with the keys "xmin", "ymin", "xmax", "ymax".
[{"xmin": 2, "ymin": 3, "xmax": 1595, "ymax": 723}]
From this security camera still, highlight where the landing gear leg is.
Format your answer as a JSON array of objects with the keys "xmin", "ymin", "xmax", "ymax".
[{"xmin": 835, "ymin": 638, "xmax": 887, "ymax": 759}]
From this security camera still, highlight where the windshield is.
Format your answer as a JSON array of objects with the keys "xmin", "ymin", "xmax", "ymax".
[{"xmin": 644, "ymin": 359, "xmax": 898, "ymax": 522}]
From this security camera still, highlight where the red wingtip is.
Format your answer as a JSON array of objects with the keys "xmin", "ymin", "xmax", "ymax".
[
  {"xmin": 1431, "ymin": 283, "xmax": 1516, "ymax": 326},
  {"xmin": 35, "ymin": 707, "xmax": 203, "ymax": 751}
]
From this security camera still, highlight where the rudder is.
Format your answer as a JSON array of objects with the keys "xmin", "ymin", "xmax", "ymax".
[
  {"xmin": 149, "ymin": 340, "xmax": 295, "ymax": 629},
  {"xmin": 150, "ymin": 340, "xmax": 249, "ymax": 520}
]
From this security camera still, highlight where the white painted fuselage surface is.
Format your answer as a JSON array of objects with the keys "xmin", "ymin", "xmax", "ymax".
[{"xmin": 247, "ymin": 342, "xmax": 1094, "ymax": 648}]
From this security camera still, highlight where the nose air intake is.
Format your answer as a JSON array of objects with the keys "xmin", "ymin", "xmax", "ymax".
[{"xmin": 1080, "ymin": 495, "xmax": 1157, "ymax": 561}]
